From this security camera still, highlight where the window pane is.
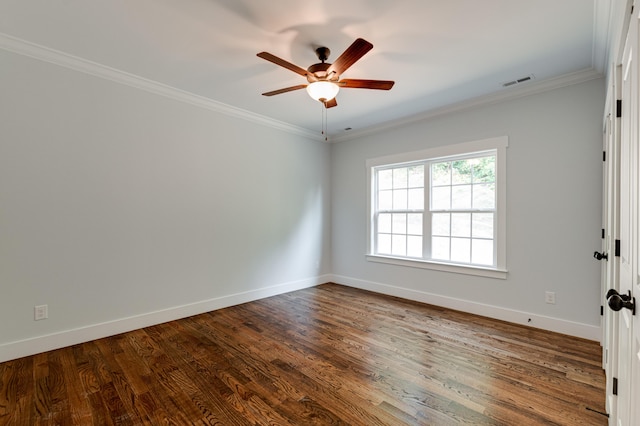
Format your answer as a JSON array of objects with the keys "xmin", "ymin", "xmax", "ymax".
[
  {"xmin": 432, "ymin": 187, "xmax": 450, "ymax": 210},
  {"xmin": 378, "ymin": 190, "xmax": 392, "ymax": 210},
  {"xmin": 472, "ymin": 239, "xmax": 494, "ymax": 265},
  {"xmin": 378, "ymin": 213, "xmax": 392, "ymax": 233},
  {"xmin": 473, "ymin": 156, "xmax": 495, "ymax": 183},
  {"xmin": 451, "ymin": 237, "xmax": 470, "ymax": 263},
  {"xmin": 393, "ymin": 168, "xmax": 408, "ymax": 189},
  {"xmin": 393, "ymin": 189, "xmax": 408, "ymax": 210},
  {"xmin": 432, "ymin": 213, "xmax": 450, "ymax": 236},
  {"xmin": 432, "ymin": 236, "xmax": 450, "ymax": 260},
  {"xmin": 392, "ymin": 213, "xmax": 407, "ymax": 234},
  {"xmin": 377, "ymin": 234, "xmax": 391, "ymax": 254},
  {"xmin": 472, "ymin": 213, "xmax": 493, "ymax": 238},
  {"xmin": 408, "ymin": 165, "xmax": 424, "ymax": 188},
  {"xmin": 378, "ymin": 169, "xmax": 393, "ymax": 190},
  {"xmin": 452, "ymin": 185, "xmax": 472, "ymax": 209},
  {"xmin": 431, "ymin": 162, "xmax": 450, "ymax": 186},
  {"xmin": 452, "ymin": 160, "xmax": 472, "ymax": 184},
  {"xmin": 407, "ymin": 236, "xmax": 422, "ymax": 257},
  {"xmin": 407, "ymin": 213, "xmax": 422, "ymax": 235},
  {"xmin": 473, "ymin": 183, "xmax": 495, "ymax": 209},
  {"xmin": 392, "ymin": 235, "xmax": 406, "ymax": 256},
  {"xmin": 408, "ymin": 188, "xmax": 424, "ymax": 210},
  {"xmin": 451, "ymin": 213, "xmax": 471, "ymax": 237}
]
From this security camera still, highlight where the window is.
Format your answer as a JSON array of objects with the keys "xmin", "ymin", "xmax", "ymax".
[
  {"xmin": 367, "ymin": 137, "xmax": 507, "ymax": 279},
  {"xmin": 376, "ymin": 165, "xmax": 425, "ymax": 257}
]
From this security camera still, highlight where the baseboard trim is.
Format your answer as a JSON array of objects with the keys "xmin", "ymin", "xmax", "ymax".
[
  {"xmin": 331, "ymin": 275, "xmax": 601, "ymax": 341},
  {"xmin": 0, "ymin": 276, "xmax": 328, "ymax": 363},
  {"xmin": 1, "ymin": 274, "xmax": 600, "ymax": 363}
]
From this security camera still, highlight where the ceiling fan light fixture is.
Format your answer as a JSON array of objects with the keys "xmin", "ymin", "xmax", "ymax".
[
  {"xmin": 258, "ymin": 38, "xmax": 393, "ymax": 110},
  {"xmin": 306, "ymin": 81, "xmax": 339, "ymax": 102}
]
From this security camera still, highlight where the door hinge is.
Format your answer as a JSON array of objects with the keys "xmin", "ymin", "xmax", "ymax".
[
  {"xmin": 601, "ymin": 305, "xmax": 604, "ymax": 316},
  {"xmin": 613, "ymin": 377, "xmax": 618, "ymax": 395},
  {"xmin": 602, "ymin": 228, "xmax": 605, "ymax": 239},
  {"xmin": 615, "ymin": 240, "xmax": 621, "ymax": 257},
  {"xmin": 617, "ymin": 100, "xmax": 622, "ymax": 117},
  {"xmin": 603, "ymin": 151, "xmax": 606, "ymax": 161}
]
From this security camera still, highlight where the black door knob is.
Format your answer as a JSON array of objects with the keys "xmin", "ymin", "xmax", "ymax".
[
  {"xmin": 594, "ymin": 251, "xmax": 608, "ymax": 261},
  {"xmin": 606, "ymin": 289, "xmax": 631, "ymax": 301},
  {"xmin": 607, "ymin": 291, "xmax": 636, "ymax": 315}
]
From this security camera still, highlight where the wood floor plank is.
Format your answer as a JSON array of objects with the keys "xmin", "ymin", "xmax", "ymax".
[{"xmin": 0, "ymin": 283, "xmax": 606, "ymax": 425}]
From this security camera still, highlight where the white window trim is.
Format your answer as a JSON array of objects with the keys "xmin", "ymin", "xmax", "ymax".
[{"xmin": 366, "ymin": 136, "xmax": 508, "ymax": 279}]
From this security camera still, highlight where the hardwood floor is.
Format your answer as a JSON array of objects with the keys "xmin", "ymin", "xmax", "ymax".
[{"xmin": 0, "ymin": 283, "xmax": 606, "ymax": 425}]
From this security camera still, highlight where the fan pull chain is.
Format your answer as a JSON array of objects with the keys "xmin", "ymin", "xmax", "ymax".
[
  {"xmin": 320, "ymin": 102, "xmax": 325, "ymax": 140},
  {"xmin": 321, "ymin": 102, "xmax": 328, "ymax": 141}
]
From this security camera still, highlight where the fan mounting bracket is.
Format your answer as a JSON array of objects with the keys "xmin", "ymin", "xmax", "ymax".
[{"xmin": 315, "ymin": 47, "xmax": 330, "ymax": 62}]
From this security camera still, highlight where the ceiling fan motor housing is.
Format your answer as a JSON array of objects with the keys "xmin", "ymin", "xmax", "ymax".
[{"xmin": 307, "ymin": 62, "xmax": 333, "ymax": 81}]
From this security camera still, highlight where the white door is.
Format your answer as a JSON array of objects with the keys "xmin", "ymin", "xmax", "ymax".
[
  {"xmin": 613, "ymin": 7, "xmax": 637, "ymax": 424},
  {"xmin": 630, "ymin": 6, "xmax": 640, "ymax": 421},
  {"xmin": 631, "ymin": 240, "xmax": 640, "ymax": 422},
  {"xmin": 602, "ymin": 83, "xmax": 621, "ymax": 419}
]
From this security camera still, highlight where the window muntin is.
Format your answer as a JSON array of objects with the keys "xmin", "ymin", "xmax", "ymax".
[{"xmin": 368, "ymin": 137, "xmax": 507, "ymax": 277}]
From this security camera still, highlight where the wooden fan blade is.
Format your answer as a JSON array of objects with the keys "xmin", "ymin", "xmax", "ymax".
[
  {"xmin": 257, "ymin": 52, "xmax": 309, "ymax": 77},
  {"xmin": 338, "ymin": 79, "xmax": 395, "ymax": 90},
  {"xmin": 262, "ymin": 85, "xmax": 307, "ymax": 96},
  {"xmin": 327, "ymin": 38, "xmax": 373, "ymax": 76},
  {"xmin": 324, "ymin": 98, "xmax": 338, "ymax": 108}
]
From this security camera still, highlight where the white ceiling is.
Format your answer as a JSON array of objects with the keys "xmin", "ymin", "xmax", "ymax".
[{"xmin": 0, "ymin": 0, "xmax": 610, "ymax": 140}]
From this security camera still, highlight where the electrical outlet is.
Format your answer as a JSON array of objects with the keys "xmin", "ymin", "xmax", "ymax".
[
  {"xmin": 545, "ymin": 291, "xmax": 556, "ymax": 305},
  {"xmin": 34, "ymin": 304, "xmax": 48, "ymax": 321}
]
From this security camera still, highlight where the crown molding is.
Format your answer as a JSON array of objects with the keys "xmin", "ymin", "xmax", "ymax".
[
  {"xmin": 330, "ymin": 67, "xmax": 604, "ymax": 143},
  {"xmin": 0, "ymin": 32, "xmax": 605, "ymax": 145},
  {"xmin": 0, "ymin": 32, "xmax": 323, "ymax": 141}
]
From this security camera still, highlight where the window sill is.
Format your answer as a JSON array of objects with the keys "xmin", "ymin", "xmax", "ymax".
[{"xmin": 366, "ymin": 254, "xmax": 508, "ymax": 279}]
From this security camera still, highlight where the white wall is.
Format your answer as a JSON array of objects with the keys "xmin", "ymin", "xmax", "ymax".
[
  {"xmin": 0, "ymin": 44, "xmax": 606, "ymax": 362},
  {"xmin": 331, "ymin": 78, "xmax": 606, "ymax": 339},
  {"xmin": 0, "ymin": 50, "xmax": 332, "ymax": 361}
]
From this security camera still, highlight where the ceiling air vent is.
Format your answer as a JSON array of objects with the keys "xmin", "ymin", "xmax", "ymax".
[{"xmin": 501, "ymin": 74, "xmax": 535, "ymax": 88}]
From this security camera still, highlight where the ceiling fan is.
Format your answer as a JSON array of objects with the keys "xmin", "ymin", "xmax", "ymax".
[{"xmin": 257, "ymin": 38, "xmax": 394, "ymax": 108}]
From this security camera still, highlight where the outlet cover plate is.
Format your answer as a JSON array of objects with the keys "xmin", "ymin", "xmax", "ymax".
[
  {"xmin": 545, "ymin": 291, "xmax": 556, "ymax": 305},
  {"xmin": 34, "ymin": 304, "xmax": 48, "ymax": 320}
]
